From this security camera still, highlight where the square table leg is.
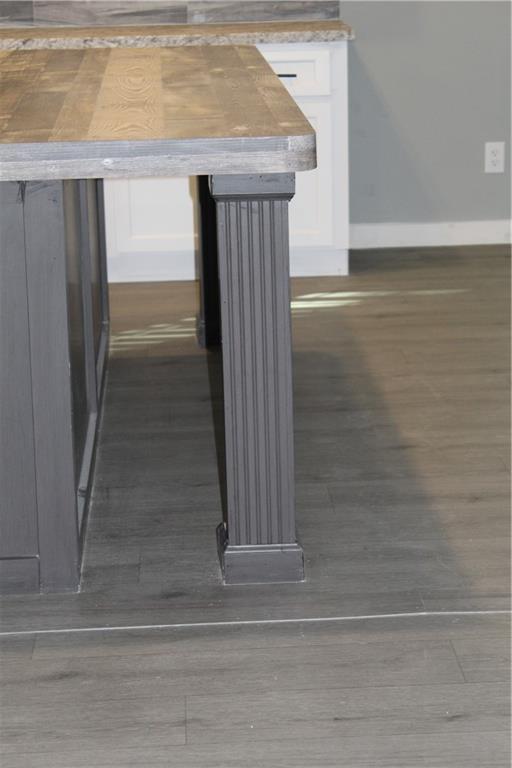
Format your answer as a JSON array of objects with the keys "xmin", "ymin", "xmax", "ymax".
[{"xmin": 210, "ymin": 173, "xmax": 304, "ymax": 584}]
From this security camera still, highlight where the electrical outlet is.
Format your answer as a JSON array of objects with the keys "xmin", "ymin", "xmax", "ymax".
[{"xmin": 485, "ymin": 141, "xmax": 505, "ymax": 173}]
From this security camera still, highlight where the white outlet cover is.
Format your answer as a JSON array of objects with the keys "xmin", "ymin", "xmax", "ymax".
[{"xmin": 485, "ymin": 141, "xmax": 505, "ymax": 174}]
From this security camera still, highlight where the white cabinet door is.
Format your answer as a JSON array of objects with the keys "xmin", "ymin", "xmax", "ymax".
[
  {"xmin": 258, "ymin": 41, "xmax": 349, "ymax": 276},
  {"xmin": 104, "ymin": 176, "xmax": 198, "ymax": 281},
  {"xmin": 289, "ymin": 99, "xmax": 333, "ymax": 249}
]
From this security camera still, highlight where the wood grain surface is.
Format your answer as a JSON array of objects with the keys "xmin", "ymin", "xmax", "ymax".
[
  {"xmin": 0, "ymin": 20, "xmax": 354, "ymax": 50},
  {"xmin": 0, "ymin": 45, "xmax": 316, "ymax": 180}
]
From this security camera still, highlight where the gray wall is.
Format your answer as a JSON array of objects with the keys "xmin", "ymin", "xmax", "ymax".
[{"xmin": 342, "ymin": 1, "xmax": 511, "ymax": 224}]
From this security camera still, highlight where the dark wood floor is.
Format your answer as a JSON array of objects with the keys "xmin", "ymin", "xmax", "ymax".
[{"xmin": 1, "ymin": 246, "xmax": 510, "ymax": 766}]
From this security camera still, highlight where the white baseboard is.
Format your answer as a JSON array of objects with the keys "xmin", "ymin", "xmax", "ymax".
[
  {"xmin": 107, "ymin": 248, "xmax": 350, "ymax": 282},
  {"xmin": 107, "ymin": 220, "xmax": 510, "ymax": 283},
  {"xmin": 350, "ymin": 220, "xmax": 511, "ymax": 249},
  {"xmin": 291, "ymin": 248, "xmax": 349, "ymax": 277},
  {"xmin": 107, "ymin": 252, "xmax": 196, "ymax": 283}
]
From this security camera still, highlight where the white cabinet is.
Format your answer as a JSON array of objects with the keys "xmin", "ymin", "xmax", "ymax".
[
  {"xmin": 104, "ymin": 41, "xmax": 349, "ymax": 281},
  {"xmin": 104, "ymin": 176, "xmax": 198, "ymax": 282}
]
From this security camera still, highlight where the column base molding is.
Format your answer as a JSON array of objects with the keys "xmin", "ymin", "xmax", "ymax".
[{"xmin": 217, "ymin": 525, "xmax": 304, "ymax": 585}]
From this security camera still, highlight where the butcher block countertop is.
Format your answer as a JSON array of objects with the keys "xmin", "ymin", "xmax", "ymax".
[
  {"xmin": 0, "ymin": 45, "xmax": 316, "ymax": 181},
  {"xmin": 0, "ymin": 19, "xmax": 353, "ymax": 50}
]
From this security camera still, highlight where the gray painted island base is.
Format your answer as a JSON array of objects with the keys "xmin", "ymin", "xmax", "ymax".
[
  {"xmin": 0, "ymin": 172, "xmax": 304, "ymax": 590},
  {"xmin": 0, "ymin": 179, "xmax": 109, "ymax": 593}
]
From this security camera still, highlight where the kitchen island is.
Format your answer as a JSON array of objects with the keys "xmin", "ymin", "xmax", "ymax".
[{"xmin": 0, "ymin": 45, "xmax": 316, "ymax": 592}]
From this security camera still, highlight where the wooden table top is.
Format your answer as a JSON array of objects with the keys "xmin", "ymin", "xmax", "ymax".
[
  {"xmin": 0, "ymin": 20, "xmax": 354, "ymax": 50},
  {"xmin": 0, "ymin": 45, "xmax": 316, "ymax": 181}
]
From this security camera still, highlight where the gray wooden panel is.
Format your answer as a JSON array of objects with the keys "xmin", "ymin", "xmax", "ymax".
[
  {"xmin": 0, "ymin": 46, "xmax": 316, "ymax": 181},
  {"xmin": 85, "ymin": 180, "xmax": 103, "ymax": 364},
  {"xmin": 23, "ymin": 180, "xmax": 80, "ymax": 592},
  {"xmin": 0, "ymin": 1, "xmax": 33, "ymax": 25},
  {"xmin": 63, "ymin": 180, "xmax": 90, "ymax": 486},
  {"xmin": 32, "ymin": 0, "xmax": 188, "ymax": 26},
  {"xmin": 94, "ymin": 178, "xmax": 110, "ymax": 397},
  {"xmin": 81, "ymin": 179, "xmax": 109, "ymax": 405},
  {"xmin": 188, "ymin": 1, "xmax": 340, "ymax": 23},
  {"xmin": 0, "ymin": 182, "xmax": 38, "ymax": 559},
  {"xmin": 0, "ymin": 0, "xmax": 344, "ymax": 30},
  {"xmin": 75, "ymin": 180, "xmax": 101, "ymax": 530},
  {"xmin": 76, "ymin": 179, "xmax": 99, "ymax": 406}
]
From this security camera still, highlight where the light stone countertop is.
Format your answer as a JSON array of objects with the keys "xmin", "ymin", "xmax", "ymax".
[{"xmin": 0, "ymin": 19, "xmax": 353, "ymax": 50}]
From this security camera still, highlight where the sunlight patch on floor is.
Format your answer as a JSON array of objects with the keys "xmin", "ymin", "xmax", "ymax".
[
  {"xmin": 109, "ymin": 290, "xmax": 471, "ymax": 349},
  {"xmin": 291, "ymin": 288, "xmax": 469, "ymax": 314},
  {"xmin": 110, "ymin": 317, "xmax": 196, "ymax": 351}
]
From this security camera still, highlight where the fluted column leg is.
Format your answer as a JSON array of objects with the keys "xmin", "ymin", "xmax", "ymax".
[{"xmin": 210, "ymin": 173, "xmax": 304, "ymax": 584}]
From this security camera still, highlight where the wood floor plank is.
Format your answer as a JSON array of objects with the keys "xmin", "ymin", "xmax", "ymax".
[
  {"xmin": 30, "ymin": 614, "xmax": 510, "ymax": 662},
  {"xmin": 0, "ymin": 731, "xmax": 509, "ymax": 768},
  {"xmin": 0, "ymin": 635, "xmax": 34, "ymax": 660},
  {"xmin": 2, "ymin": 637, "xmax": 464, "ymax": 705},
  {"xmin": 0, "ymin": 696, "xmax": 186, "ymax": 755},
  {"xmin": 186, "ymin": 681, "xmax": 509, "ymax": 744}
]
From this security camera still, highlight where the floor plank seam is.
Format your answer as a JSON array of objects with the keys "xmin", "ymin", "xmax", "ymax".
[{"xmin": 449, "ymin": 638, "xmax": 469, "ymax": 684}]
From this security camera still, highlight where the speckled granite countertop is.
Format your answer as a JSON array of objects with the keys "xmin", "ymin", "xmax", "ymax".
[{"xmin": 0, "ymin": 18, "xmax": 353, "ymax": 50}]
